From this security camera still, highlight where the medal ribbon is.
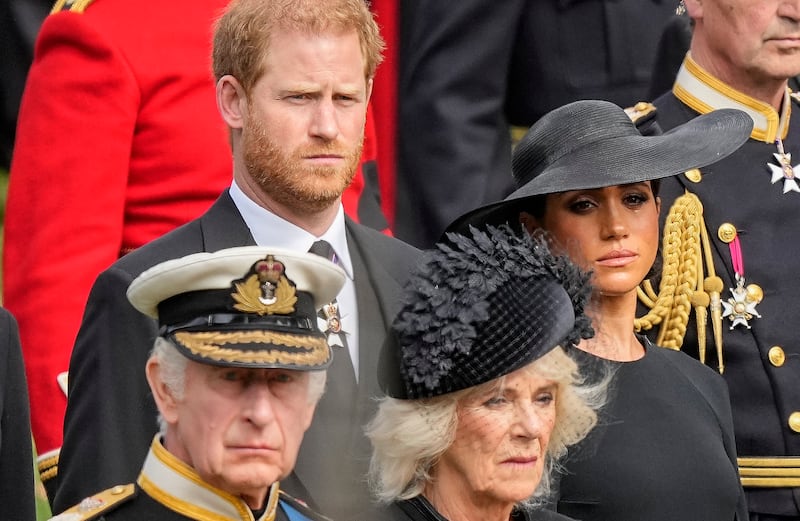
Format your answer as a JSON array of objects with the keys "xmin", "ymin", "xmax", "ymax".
[{"xmin": 729, "ymin": 235, "xmax": 744, "ymax": 281}]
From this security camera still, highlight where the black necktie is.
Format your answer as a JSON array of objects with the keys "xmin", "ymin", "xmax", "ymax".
[{"xmin": 308, "ymin": 239, "xmax": 336, "ymax": 265}]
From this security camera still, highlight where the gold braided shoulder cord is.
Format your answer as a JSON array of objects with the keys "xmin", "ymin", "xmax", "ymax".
[{"xmin": 635, "ymin": 191, "xmax": 724, "ymax": 370}]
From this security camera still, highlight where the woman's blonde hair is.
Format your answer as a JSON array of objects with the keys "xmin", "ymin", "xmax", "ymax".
[{"xmin": 366, "ymin": 346, "xmax": 605, "ymax": 505}]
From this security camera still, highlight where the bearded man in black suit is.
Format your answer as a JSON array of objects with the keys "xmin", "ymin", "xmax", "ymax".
[{"xmin": 52, "ymin": 1, "xmax": 420, "ymax": 519}]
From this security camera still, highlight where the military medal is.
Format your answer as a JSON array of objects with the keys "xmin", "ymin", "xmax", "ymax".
[
  {"xmin": 767, "ymin": 138, "xmax": 800, "ymax": 193},
  {"xmin": 722, "ymin": 274, "xmax": 762, "ymax": 329},
  {"xmin": 719, "ymin": 228, "xmax": 763, "ymax": 329},
  {"xmin": 319, "ymin": 301, "xmax": 345, "ymax": 348}
]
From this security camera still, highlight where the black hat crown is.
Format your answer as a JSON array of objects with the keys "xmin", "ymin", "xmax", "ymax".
[{"xmin": 378, "ymin": 226, "xmax": 594, "ymax": 399}]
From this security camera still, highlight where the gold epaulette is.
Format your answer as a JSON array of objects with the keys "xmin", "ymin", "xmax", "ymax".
[
  {"xmin": 51, "ymin": 0, "xmax": 97, "ymax": 14},
  {"xmin": 635, "ymin": 191, "xmax": 726, "ymax": 372},
  {"xmin": 49, "ymin": 484, "xmax": 136, "ymax": 520},
  {"xmin": 739, "ymin": 457, "xmax": 800, "ymax": 487},
  {"xmin": 624, "ymin": 101, "xmax": 657, "ymax": 125},
  {"xmin": 37, "ymin": 448, "xmax": 60, "ymax": 484}
]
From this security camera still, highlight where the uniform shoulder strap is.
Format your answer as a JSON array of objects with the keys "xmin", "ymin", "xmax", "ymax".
[
  {"xmin": 49, "ymin": 484, "xmax": 136, "ymax": 521},
  {"xmin": 624, "ymin": 101, "xmax": 662, "ymax": 136},
  {"xmin": 50, "ymin": 0, "xmax": 98, "ymax": 14}
]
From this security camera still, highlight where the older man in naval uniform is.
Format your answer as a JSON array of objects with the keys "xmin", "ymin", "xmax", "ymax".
[{"xmin": 640, "ymin": 1, "xmax": 800, "ymax": 519}]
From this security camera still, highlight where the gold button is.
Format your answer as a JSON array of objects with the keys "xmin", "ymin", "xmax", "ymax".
[
  {"xmin": 111, "ymin": 485, "xmax": 126, "ymax": 495},
  {"xmin": 746, "ymin": 284, "xmax": 764, "ymax": 303},
  {"xmin": 789, "ymin": 412, "xmax": 800, "ymax": 433},
  {"xmin": 769, "ymin": 346, "xmax": 785, "ymax": 367},
  {"xmin": 684, "ymin": 168, "xmax": 702, "ymax": 183},
  {"xmin": 718, "ymin": 223, "xmax": 737, "ymax": 243}
]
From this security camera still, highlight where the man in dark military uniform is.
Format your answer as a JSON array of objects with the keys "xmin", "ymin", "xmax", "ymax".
[
  {"xmin": 51, "ymin": 246, "xmax": 344, "ymax": 521},
  {"xmin": 640, "ymin": 1, "xmax": 800, "ymax": 519}
]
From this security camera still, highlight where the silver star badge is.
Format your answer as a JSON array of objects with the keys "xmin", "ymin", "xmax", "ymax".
[
  {"xmin": 721, "ymin": 275, "xmax": 761, "ymax": 329},
  {"xmin": 768, "ymin": 139, "xmax": 800, "ymax": 193}
]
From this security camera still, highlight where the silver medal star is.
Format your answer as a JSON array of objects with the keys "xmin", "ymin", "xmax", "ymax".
[{"xmin": 768, "ymin": 139, "xmax": 800, "ymax": 193}]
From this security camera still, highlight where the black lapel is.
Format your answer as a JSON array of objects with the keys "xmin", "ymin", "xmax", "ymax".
[{"xmin": 198, "ymin": 190, "xmax": 257, "ymax": 251}]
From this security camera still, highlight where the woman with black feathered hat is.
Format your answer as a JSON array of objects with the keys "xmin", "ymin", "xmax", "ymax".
[
  {"xmin": 446, "ymin": 100, "xmax": 753, "ymax": 521},
  {"xmin": 366, "ymin": 225, "xmax": 606, "ymax": 521}
]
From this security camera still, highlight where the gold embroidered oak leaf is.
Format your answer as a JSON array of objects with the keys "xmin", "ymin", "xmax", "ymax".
[{"xmin": 232, "ymin": 274, "xmax": 297, "ymax": 315}]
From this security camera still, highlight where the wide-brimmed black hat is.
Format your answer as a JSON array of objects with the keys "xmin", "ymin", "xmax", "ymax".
[
  {"xmin": 127, "ymin": 246, "xmax": 345, "ymax": 370},
  {"xmin": 378, "ymin": 225, "xmax": 594, "ymax": 400},
  {"xmin": 446, "ymin": 100, "xmax": 753, "ymax": 234}
]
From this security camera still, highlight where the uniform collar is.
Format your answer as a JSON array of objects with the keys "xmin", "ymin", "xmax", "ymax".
[
  {"xmin": 673, "ymin": 53, "xmax": 792, "ymax": 143},
  {"xmin": 137, "ymin": 437, "xmax": 280, "ymax": 521}
]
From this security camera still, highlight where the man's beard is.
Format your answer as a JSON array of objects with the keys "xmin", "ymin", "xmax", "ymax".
[{"xmin": 242, "ymin": 114, "xmax": 362, "ymax": 215}]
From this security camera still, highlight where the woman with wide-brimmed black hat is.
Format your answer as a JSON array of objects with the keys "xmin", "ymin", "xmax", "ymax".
[{"xmin": 445, "ymin": 100, "xmax": 753, "ymax": 521}]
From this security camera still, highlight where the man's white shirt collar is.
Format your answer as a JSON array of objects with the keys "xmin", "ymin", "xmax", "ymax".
[{"xmin": 229, "ymin": 180, "xmax": 353, "ymax": 279}]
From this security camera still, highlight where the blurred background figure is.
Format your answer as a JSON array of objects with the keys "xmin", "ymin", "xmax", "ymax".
[
  {"xmin": 0, "ymin": 307, "xmax": 36, "ymax": 521},
  {"xmin": 0, "ymin": 0, "xmax": 50, "ymax": 170},
  {"xmin": 367, "ymin": 226, "xmax": 603, "ymax": 521},
  {"xmin": 391, "ymin": 0, "xmax": 676, "ymax": 248}
]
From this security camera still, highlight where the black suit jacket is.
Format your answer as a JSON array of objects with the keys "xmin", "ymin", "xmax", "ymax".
[
  {"xmin": 54, "ymin": 191, "xmax": 420, "ymax": 518},
  {"xmin": 0, "ymin": 308, "xmax": 36, "ymax": 521}
]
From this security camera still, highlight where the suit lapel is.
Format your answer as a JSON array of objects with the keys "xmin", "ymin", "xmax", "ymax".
[
  {"xmin": 198, "ymin": 190, "xmax": 257, "ymax": 251},
  {"xmin": 345, "ymin": 221, "xmax": 407, "ymax": 401}
]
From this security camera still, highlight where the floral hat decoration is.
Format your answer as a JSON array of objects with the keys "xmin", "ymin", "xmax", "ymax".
[{"xmin": 378, "ymin": 225, "xmax": 594, "ymax": 400}]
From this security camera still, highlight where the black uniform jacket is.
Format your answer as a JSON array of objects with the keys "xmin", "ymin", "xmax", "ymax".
[
  {"xmin": 53, "ymin": 438, "xmax": 332, "ymax": 521},
  {"xmin": 650, "ymin": 55, "xmax": 800, "ymax": 517}
]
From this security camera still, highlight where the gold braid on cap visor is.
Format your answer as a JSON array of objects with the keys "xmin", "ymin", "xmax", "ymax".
[{"xmin": 173, "ymin": 330, "xmax": 329, "ymax": 365}]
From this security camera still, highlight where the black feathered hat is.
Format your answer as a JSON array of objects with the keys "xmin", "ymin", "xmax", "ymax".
[{"xmin": 378, "ymin": 225, "xmax": 594, "ymax": 400}]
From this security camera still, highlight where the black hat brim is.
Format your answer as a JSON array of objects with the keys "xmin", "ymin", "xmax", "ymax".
[{"xmin": 445, "ymin": 107, "xmax": 752, "ymax": 236}]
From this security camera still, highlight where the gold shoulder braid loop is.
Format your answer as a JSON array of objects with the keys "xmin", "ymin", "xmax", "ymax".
[
  {"xmin": 51, "ymin": 0, "xmax": 96, "ymax": 13},
  {"xmin": 636, "ymin": 190, "xmax": 726, "ymax": 372}
]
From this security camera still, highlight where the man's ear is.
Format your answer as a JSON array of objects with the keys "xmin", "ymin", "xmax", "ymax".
[
  {"xmin": 519, "ymin": 211, "xmax": 543, "ymax": 235},
  {"xmin": 146, "ymin": 357, "xmax": 180, "ymax": 426},
  {"xmin": 365, "ymin": 77, "xmax": 374, "ymax": 103},
  {"xmin": 217, "ymin": 74, "xmax": 247, "ymax": 130}
]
